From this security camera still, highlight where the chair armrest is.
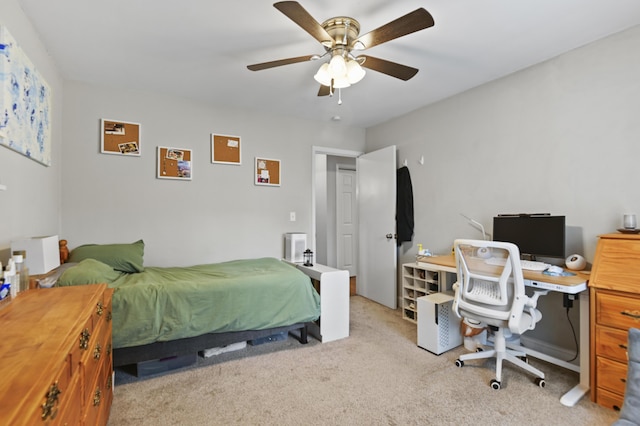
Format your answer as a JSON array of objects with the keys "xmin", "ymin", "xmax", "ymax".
[{"xmin": 528, "ymin": 289, "xmax": 549, "ymax": 308}]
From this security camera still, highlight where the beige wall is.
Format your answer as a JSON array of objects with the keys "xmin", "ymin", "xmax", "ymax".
[
  {"xmin": 0, "ymin": 0, "xmax": 63, "ymax": 264},
  {"xmin": 61, "ymin": 81, "xmax": 365, "ymax": 266},
  {"xmin": 366, "ymin": 24, "xmax": 640, "ymax": 350}
]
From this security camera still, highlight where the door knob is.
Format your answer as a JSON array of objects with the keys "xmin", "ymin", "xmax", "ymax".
[{"xmin": 386, "ymin": 233, "xmax": 393, "ymax": 240}]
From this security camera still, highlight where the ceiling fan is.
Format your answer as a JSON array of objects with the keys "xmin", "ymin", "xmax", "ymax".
[{"xmin": 247, "ymin": 1, "xmax": 435, "ymax": 97}]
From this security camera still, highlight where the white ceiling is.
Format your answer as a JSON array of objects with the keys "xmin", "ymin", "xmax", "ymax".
[{"xmin": 18, "ymin": 0, "xmax": 640, "ymax": 128}]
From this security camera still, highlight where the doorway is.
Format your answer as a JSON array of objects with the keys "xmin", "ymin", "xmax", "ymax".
[
  {"xmin": 312, "ymin": 147, "xmax": 361, "ymax": 293},
  {"xmin": 312, "ymin": 145, "xmax": 397, "ymax": 307}
]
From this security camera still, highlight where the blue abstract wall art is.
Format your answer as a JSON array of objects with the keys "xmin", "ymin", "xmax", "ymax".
[{"xmin": 0, "ymin": 26, "xmax": 52, "ymax": 166}]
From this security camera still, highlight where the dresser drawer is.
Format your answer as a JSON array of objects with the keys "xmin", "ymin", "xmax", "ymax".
[
  {"xmin": 595, "ymin": 325, "xmax": 629, "ymax": 362},
  {"xmin": 82, "ymin": 316, "xmax": 111, "ymax": 402},
  {"xmin": 83, "ymin": 356, "xmax": 113, "ymax": 426},
  {"xmin": 596, "ymin": 386, "xmax": 625, "ymax": 412},
  {"xmin": 596, "ymin": 356, "xmax": 628, "ymax": 395},
  {"xmin": 31, "ymin": 360, "xmax": 72, "ymax": 425},
  {"xmin": 595, "ymin": 291, "xmax": 640, "ymax": 329}
]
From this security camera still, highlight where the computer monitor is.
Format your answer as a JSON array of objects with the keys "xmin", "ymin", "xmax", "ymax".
[{"xmin": 492, "ymin": 214, "xmax": 566, "ymax": 260}]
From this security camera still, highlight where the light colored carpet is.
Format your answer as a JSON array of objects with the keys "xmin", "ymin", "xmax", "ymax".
[{"xmin": 108, "ymin": 296, "xmax": 619, "ymax": 425}]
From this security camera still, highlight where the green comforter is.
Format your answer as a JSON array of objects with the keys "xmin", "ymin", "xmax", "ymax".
[{"xmin": 108, "ymin": 258, "xmax": 320, "ymax": 349}]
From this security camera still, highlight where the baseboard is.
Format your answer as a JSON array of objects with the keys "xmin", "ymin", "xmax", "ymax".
[{"xmin": 519, "ymin": 335, "xmax": 579, "ymax": 367}]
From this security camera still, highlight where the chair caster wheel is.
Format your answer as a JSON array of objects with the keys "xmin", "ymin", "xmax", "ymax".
[
  {"xmin": 535, "ymin": 378, "xmax": 546, "ymax": 388},
  {"xmin": 455, "ymin": 359, "xmax": 464, "ymax": 368},
  {"xmin": 490, "ymin": 379, "xmax": 501, "ymax": 390}
]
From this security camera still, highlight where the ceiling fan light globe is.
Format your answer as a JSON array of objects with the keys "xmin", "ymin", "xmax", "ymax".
[
  {"xmin": 332, "ymin": 76, "xmax": 351, "ymax": 89},
  {"xmin": 329, "ymin": 54, "xmax": 347, "ymax": 76},
  {"xmin": 314, "ymin": 63, "xmax": 332, "ymax": 86},
  {"xmin": 346, "ymin": 60, "xmax": 366, "ymax": 84}
]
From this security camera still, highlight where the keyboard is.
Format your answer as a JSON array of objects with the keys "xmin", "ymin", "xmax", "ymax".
[{"xmin": 485, "ymin": 257, "xmax": 549, "ymax": 271}]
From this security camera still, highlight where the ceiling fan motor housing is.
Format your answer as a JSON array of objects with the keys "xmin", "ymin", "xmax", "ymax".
[{"xmin": 321, "ymin": 17, "xmax": 361, "ymax": 50}]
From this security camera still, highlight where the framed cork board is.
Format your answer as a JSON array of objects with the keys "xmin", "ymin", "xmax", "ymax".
[
  {"xmin": 211, "ymin": 134, "xmax": 241, "ymax": 164},
  {"xmin": 255, "ymin": 157, "xmax": 280, "ymax": 186},
  {"xmin": 101, "ymin": 119, "xmax": 141, "ymax": 155},
  {"xmin": 157, "ymin": 146, "xmax": 192, "ymax": 180}
]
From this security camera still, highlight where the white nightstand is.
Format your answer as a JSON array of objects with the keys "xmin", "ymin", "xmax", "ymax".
[{"xmin": 294, "ymin": 263, "xmax": 350, "ymax": 343}]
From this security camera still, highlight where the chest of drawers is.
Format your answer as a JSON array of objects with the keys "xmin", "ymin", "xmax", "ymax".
[
  {"xmin": 0, "ymin": 284, "xmax": 114, "ymax": 425},
  {"xmin": 589, "ymin": 233, "xmax": 640, "ymax": 410}
]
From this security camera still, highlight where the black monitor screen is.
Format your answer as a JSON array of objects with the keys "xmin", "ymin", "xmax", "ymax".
[{"xmin": 492, "ymin": 214, "xmax": 566, "ymax": 259}]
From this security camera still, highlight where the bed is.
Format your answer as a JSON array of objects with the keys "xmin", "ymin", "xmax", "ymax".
[{"xmin": 55, "ymin": 240, "xmax": 321, "ymax": 367}]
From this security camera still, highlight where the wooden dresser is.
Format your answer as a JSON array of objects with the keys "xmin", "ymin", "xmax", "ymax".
[
  {"xmin": 589, "ymin": 233, "xmax": 640, "ymax": 410},
  {"xmin": 0, "ymin": 284, "xmax": 114, "ymax": 425}
]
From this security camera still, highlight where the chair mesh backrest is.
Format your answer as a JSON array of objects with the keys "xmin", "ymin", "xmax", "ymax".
[{"xmin": 454, "ymin": 239, "xmax": 526, "ymax": 325}]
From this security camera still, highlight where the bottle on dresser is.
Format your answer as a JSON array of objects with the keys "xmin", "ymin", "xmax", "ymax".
[
  {"xmin": 12, "ymin": 252, "xmax": 29, "ymax": 292},
  {"xmin": 0, "ymin": 260, "xmax": 9, "ymax": 301},
  {"xmin": 4, "ymin": 257, "xmax": 16, "ymax": 298}
]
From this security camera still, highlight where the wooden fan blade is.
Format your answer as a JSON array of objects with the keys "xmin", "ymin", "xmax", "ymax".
[
  {"xmin": 274, "ymin": 1, "xmax": 334, "ymax": 47},
  {"xmin": 318, "ymin": 85, "xmax": 330, "ymax": 96},
  {"xmin": 359, "ymin": 55, "xmax": 419, "ymax": 81},
  {"xmin": 353, "ymin": 8, "xmax": 434, "ymax": 50},
  {"xmin": 247, "ymin": 55, "xmax": 315, "ymax": 71}
]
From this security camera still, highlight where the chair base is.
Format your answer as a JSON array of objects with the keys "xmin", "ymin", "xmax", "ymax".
[{"xmin": 456, "ymin": 328, "xmax": 545, "ymax": 388}]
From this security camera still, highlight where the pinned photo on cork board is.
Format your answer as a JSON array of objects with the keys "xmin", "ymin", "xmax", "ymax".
[
  {"xmin": 211, "ymin": 134, "xmax": 241, "ymax": 165},
  {"xmin": 255, "ymin": 157, "xmax": 280, "ymax": 187},
  {"xmin": 101, "ymin": 119, "xmax": 141, "ymax": 156},
  {"xmin": 157, "ymin": 146, "xmax": 192, "ymax": 180}
]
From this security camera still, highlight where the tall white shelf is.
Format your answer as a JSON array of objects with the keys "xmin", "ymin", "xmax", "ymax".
[{"xmin": 402, "ymin": 262, "xmax": 456, "ymax": 323}]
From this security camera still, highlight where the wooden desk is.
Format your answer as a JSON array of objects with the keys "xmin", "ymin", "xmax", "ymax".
[
  {"xmin": 419, "ymin": 254, "xmax": 588, "ymax": 288},
  {"xmin": 418, "ymin": 254, "xmax": 590, "ymax": 407}
]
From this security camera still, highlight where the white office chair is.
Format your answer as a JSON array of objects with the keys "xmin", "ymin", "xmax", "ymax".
[{"xmin": 452, "ymin": 239, "xmax": 548, "ymax": 389}]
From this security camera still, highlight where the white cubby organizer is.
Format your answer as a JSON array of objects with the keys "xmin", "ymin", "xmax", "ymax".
[{"xmin": 402, "ymin": 262, "xmax": 456, "ymax": 323}]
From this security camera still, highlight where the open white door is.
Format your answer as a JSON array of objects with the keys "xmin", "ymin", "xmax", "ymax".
[{"xmin": 357, "ymin": 146, "xmax": 397, "ymax": 309}]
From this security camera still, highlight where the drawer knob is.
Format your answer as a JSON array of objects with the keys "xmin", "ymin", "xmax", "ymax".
[
  {"xmin": 79, "ymin": 328, "xmax": 91, "ymax": 350},
  {"xmin": 94, "ymin": 343, "xmax": 102, "ymax": 360},
  {"xmin": 41, "ymin": 382, "xmax": 61, "ymax": 421},
  {"xmin": 621, "ymin": 310, "xmax": 640, "ymax": 321},
  {"xmin": 93, "ymin": 388, "xmax": 102, "ymax": 407}
]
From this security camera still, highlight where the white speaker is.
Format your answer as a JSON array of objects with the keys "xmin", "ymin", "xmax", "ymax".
[
  {"xmin": 284, "ymin": 233, "xmax": 306, "ymax": 263},
  {"xmin": 565, "ymin": 254, "xmax": 587, "ymax": 271}
]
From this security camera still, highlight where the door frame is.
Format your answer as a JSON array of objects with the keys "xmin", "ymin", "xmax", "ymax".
[{"xmin": 311, "ymin": 146, "xmax": 363, "ymax": 262}]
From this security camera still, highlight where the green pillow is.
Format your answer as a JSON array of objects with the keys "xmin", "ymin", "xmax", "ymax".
[
  {"xmin": 57, "ymin": 259, "xmax": 123, "ymax": 286},
  {"xmin": 68, "ymin": 239, "xmax": 145, "ymax": 273}
]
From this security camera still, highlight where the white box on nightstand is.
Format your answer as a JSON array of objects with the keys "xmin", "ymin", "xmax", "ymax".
[
  {"xmin": 11, "ymin": 235, "xmax": 61, "ymax": 275},
  {"xmin": 284, "ymin": 233, "xmax": 306, "ymax": 263}
]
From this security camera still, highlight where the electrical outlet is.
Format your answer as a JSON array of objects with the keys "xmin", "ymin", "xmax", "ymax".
[{"xmin": 289, "ymin": 211, "xmax": 296, "ymax": 222}]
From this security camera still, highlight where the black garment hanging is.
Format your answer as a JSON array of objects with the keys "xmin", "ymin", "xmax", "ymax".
[{"xmin": 396, "ymin": 166, "xmax": 414, "ymax": 246}]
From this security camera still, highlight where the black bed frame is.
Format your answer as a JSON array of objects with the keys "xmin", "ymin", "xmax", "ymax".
[{"xmin": 113, "ymin": 322, "xmax": 310, "ymax": 367}]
